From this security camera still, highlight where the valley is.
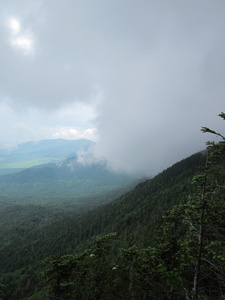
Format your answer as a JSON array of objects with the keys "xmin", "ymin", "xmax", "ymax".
[
  {"xmin": 0, "ymin": 139, "xmax": 138, "ymax": 207},
  {"xmin": 0, "ymin": 136, "xmax": 224, "ymax": 300}
]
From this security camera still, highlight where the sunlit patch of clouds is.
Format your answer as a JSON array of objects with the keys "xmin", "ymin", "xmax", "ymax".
[
  {"xmin": 11, "ymin": 36, "xmax": 33, "ymax": 53},
  {"xmin": 8, "ymin": 18, "xmax": 20, "ymax": 35},
  {"xmin": 7, "ymin": 17, "xmax": 34, "ymax": 55},
  {"xmin": 52, "ymin": 127, "xmax": 98, "ymax": 141}
]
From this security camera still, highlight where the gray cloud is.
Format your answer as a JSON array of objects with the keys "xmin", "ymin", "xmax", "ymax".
[
  {"xmin": 0, "ymin": 0, "xmax": 225, "ymax": 175},
  {"xmin": 92, "ymin": 0, "xmax": 225, "ymax": 174}
]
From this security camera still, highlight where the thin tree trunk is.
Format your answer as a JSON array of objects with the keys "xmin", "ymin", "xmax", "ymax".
[
  {"xmin": 192, "ymin": 216, "xmax": 204, "ymax": 299},
  {"xmin": 192, "ymin": 157, "xmax": 208, "ymax": 299}
]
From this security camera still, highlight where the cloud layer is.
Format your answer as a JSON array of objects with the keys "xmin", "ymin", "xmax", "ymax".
[{"xmin": 0, "ymin": 0, "xmax": 225, "ymax": 175}]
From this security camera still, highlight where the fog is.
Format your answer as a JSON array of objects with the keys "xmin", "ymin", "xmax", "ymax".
[{"xmin": 0, "ymin": 0, "xmax": 225, "ymax": 175}]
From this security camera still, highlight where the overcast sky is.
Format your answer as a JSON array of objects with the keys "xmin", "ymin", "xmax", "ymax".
[{"xmin": 0, "ymin": 0, "xmax": 225, "ymax": 175}]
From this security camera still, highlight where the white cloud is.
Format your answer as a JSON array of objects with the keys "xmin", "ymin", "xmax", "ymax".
[
  {"xmin": 11, "ymin": 36, "xmax": 33, "ymax": 54},
  {"xmin": 8, "ymin": 18, "xmax": 20, "ymax": 35},
  {"xmin": 6, "ymin": 17, "xmax": 34, "ymax": 55},
  {"xmin": 52, "ymin": 127, "xmax": 97, "ymax": 141}
]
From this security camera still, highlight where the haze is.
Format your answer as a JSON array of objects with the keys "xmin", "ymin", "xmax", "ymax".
[{"xmin": 0, "ymin": 0, "xmax": 225, "ymax": 175}]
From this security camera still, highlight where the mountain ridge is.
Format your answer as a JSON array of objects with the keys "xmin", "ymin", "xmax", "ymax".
[
  {"xmin": 0, "ymin": 151, "xmax": 139, "ymax": 206},
  {"xmin": 0, "ymin": 138, "xmax": 95, "ymax": 173}
]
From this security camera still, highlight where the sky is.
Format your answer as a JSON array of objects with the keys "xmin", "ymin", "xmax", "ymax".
[{"xmin": 0, "ymin": 0, "xmax": 225, "ymax": 175}]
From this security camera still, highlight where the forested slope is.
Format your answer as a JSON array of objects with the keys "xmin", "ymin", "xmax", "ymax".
[
  {"xmin": 0, "ymin": 151, "xmax": 209, "ymax": 299},
  {"xmin": 39, "ymin": 120, "xmax": 225, "ymax": 300},
  {"xmin": 71, "ymin": 151, "xmax": 206, "ymax": 249},
  {"xmin": 40, "ymin": 131, "xmax": 225, "ymax": 300},
  {"xmin": 0, "ymin": 158, "xmax": 137, "ymax": 206}
]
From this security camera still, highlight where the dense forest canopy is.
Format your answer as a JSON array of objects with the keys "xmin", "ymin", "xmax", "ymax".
[{"xmin": 0, "ymin": 114, "xmax": 225, "ymax": 299}]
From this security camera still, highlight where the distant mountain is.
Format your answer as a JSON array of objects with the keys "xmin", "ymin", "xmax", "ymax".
[
  {"xmin": 0, "ymin": 154, "xmax": 139, "ymax": 206},
  {"xmin": 0, "ymin": 139, "xmax": 95, "ymax": 174}
]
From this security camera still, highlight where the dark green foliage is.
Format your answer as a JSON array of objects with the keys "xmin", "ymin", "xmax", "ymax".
[
  {"xmin": 0, "ymin": 159, "xmax": 137, "ymax": 205},
  {"xmin": 1, "ymin": 114, "xmax": 225, "ymax": 299},
  {"xmin": 41, "ymin": 113, "xmax": 225, "ymax": 300},
  {"xmin": 0, "ymin": 151, "xmax": 207, "ymax": 300},
  {"xmin": 43, "ymin": 184, "xmax": 225, "ymax": 299},
  {"xmin": 71, "ymin": 151, "xmax": 206, "ymax": 249},
  {"xmin": 43, "ymin": 233, "xmax": 117, "ymax": 300}
]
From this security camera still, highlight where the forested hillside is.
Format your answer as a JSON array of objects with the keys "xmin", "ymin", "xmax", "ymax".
[
  {"xmin": 0, "ymin": 150, "xmax": 210, "ymax": 300},
  {"xmin": 0, "ymin": 159, "xmax": 137, "ymax": 206},
  {"xmin": 41, "ymin": 118, "xmax": 225, "ymax": 300},
  {"xmin": 0, "ymin": 138, "xmax": 138, "ymax": 206},
  {"xmin": 0, "ymin": 117, "xmax": 225, "ymax": 300}
]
